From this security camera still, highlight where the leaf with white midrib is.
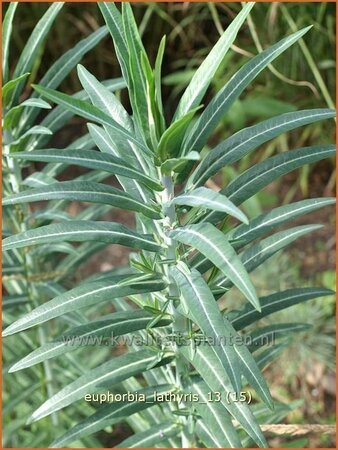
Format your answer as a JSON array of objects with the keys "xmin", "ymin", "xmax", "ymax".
[
  {"xmin": 214, "ymin": 224, "xmax": 323, "ymax": 290},
  {"xmin": 10, "ymin": 148, "xmax": 162, "ymax": 191},
  {"xmin": 32, "ymin": 84, "xmax": 152, "ymax": 156},
  {"xmin": 188, "ymin": 108, "xmax": 335, "ymax": 189},
  {"xmin": 3, "ymin": 220, "xmax": 161, "ymax": 253},
  {"xmin": 2, "ymin": 274, "xmax": 166, "ymax": 336},
  {"xmin": 28, "ymin": 349, "xmax": 164, "ymax": 423},
  {"xmin": 191, "ymin": 198, "xmax": 334, "ymax": 274},
  {"xmin": 179, "ymin": 345, "xmax": 267, "ymax": 447},
  {"xmin": 170, "ymin": 263, "xmax": 243, "ymax": 393},
  {"xmin": 9, "ymin": 310, "xmax": 172, "ymax": 372},
  {"xmin": 171, "ymin": 187, "xmax": 248, "ymax": 224},
  {"xmin": 3, "ymin": 181, "xmax": 161, "ymax": 219},
  {"xmin": 229, "ymin": 287, "xmax": 334, "ymax": 330},
  {"xmin": 182, "ymin": 26, "xmax": 311, "ymax": 156},
  {"xmin": 169, "ymin": 223, "xmax": 260, "ymax": 309},
  {"xmin": 174, "ymin": 2, "xmax": 254, "ymax": 120},
  {"xmin": 189, "ymin": 378, "xmax": 241, "ymax": 447},
  {"xmin": 50, "ymin": 384, "xmax": 176, "ymax": 447}
]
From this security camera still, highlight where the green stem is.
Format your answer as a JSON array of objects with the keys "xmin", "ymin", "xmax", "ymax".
[{"xmin": 161, "ymin": 174, "xmax": 194, "ymax": 448}]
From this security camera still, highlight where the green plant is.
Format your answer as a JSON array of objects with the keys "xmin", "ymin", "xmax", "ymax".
[{"xmin": 2, "ymin": 2, "xmax": 335, "ymax": 448}]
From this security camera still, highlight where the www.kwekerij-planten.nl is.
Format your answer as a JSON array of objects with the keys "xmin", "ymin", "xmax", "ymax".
[{"xmin": 2, "ymin": 2, "xmax": 335, "ymax": 448}]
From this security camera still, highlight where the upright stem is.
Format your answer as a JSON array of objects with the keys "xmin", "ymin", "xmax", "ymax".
[{"xmin": 161, "ymin": 174, "xmax": 194, "ymax": 448}]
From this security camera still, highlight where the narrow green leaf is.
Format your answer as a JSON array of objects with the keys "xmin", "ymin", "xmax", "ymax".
[
  {"xmin": 77, "ymin": 64, "xmax": 132, "ymax": 130},
  {"xmin": 214, "ymin": 225, "xmax": 323, "ymax": 290},
  {"xmin": 204, "ymin": 145, "xmax": 335, "ymax": 223},
  {"xmin": 12, "ymin": 3, "xmax": 64, "ymax": 102},
  {"xmin": 189, "ymin": 108, "xmax": 336, "ymax": 189},
  {"xmin": 171, "ymin": 262, "xmax": 243, "ymax": 393},
  {"xmin": 179, "ymin": 346, "xmax": 267, "ymax": 447},
  {"xmin": 169, "ymin": 223, "xmax": 259, "ymax": 309},
  {"xmin": 2, "ymin": 73, "xmax": 30, "ymax": 108},
  {"xmin": 229, "ymin": 198, "xmax": 335, "ymax": 247},
  {"xmin": 247, "ymin": 323, "xmax": 311, "ymax": 352},
  {"xmin": 10, "ymin": 149, "xmax": 162, "ymax": 191},
  {"xmin": 116, "ymin": 421, "xmax": 180, "ymax": 448},
  {"xmin": 28, "ymin": 349, "xmax": 164, "ymax": 422},
  {"xmin": 3, "ymin": 220, "xmax": 162, "ymax": 253},
  {"xmin": 189, "ymin": 378, "xmax": 241, "ymax": 447},
  {"xmin": 225, "ymin": 145, "xmax": 336, "ymax": 206},
  {"xmin": 171, "ymin": 187, "xmax": 248, "ymax": 223},
  {"xmin": 3, "ymin": 181, "xmax": 161, "ymax": 219},
  {"xmin": 174, "ymin": 2, "xmax": 255, "ymax": 120},
  {"xmin": 157, "ymin": 107, "xmax": 201, "ymax": 160},
  {"xmin": 31, "ymin": 84, "xmax": 152, "ymax": 156},
  {"xmin": 9, "ymin": 310, "xmax": 172, "ymax": 372},
  {"xmin": 3, "ymin": 273, "xmax": 166, "ymax": 335},
  {"xmin": 50, "ymin": 384, "xmax": 176, "ymax": 447},
  {"xmin": 2, "ymin": 2, "xmax": 18, "ymax": 83},
  {"xmin": 229, "ymin": 287, "xmax": 335, "ymax": 330},
  {"xmin": 182, "ymin": 26, "xmax": 312, "ymax": 156},
  {"xmin": 98, "ymin": 2, "xmax": 130, "ymax": 85}
]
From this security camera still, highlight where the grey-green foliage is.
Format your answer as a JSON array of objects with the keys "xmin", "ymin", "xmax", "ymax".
[{"xmin": 2, "ymin": 2, "xmax": 335, "ymax": 448}]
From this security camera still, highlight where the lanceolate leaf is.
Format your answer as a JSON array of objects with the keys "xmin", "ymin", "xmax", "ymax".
[
  {"xmin": 31, "ymin": 84, "xmax": 152, "ymax": 156},
  {"xmin": 20, "ymin": 26, "xmax": 110, "ymax": 129},
  {"xmin": 3, "ymin": 181, "xmax": 162, "ymax": 219},
  {"xmin": 204, "ymin": 145, "xmax": 335, "ymax": 223},
  {"xmin": 10, "ymin": 149, "xmax": 162, "ymax": 191},
  {"xmin": 170, "ymin": 223, "xmax": 259, "ymax": 309},
  {"xmin": 77, "ymin": 64, "xmax": 133, "ymax": 131},
  {"xmin": 157, "ymin": 107, "xmax": 201, "ymax": 160},
  {"xmin": 174, "ymin": 2, "xmax": 254, "ymax": 120},
  {"xmin": 225, "ymin": 145, "xmax": 336, "ymax": 206},
  {"xmin": 228, "ymin": 198, "xmax": 335, "ymax": 247},
  {"xmin": 116, "ymin": 421, "xmax": 180, "ymax": 448},
  {"xmin": 2, "ymin": 2, "xmax": 18, "ymax": 83},
  {"xmin": 12, "ymin": 3, "xmax": 64, "ymax": 103},
  {"xmin": 229, "ymin": 287, "xmax": 334, "ymax": 330},
  {"xmin": 9, "ymin": 311, "xmax": 172, "ymax": 372},
  {"xmin": 98, "ymin": 2, "xmax": 130, "ymax": 84},
  {"xmin": 214, "ymin": 225, "xmax": 323, "ymax": 290},
  {"xmin": 28, "ymin": 349, "xmax": 168, "ymax": 422},
  {"xmin": 3, "ymin": 274, "xmax": 166, "ymax": 335},
  {"xmin": 170, "ymin": 263, "xmax": 244, "ymax": 393},
  {"xmin": 179, "ymin": 346, "xmax": 267, "ymax": 447},
  {"xmin": 171, "ymin": 187, "xmax": 248, "ymax": 224},
  {"xmin": 182, "ymin": 26, "xmax": 311, "ymax": 156},
  {"xmin": 50, "ymin": 384, "xmax": 177, "ymax": 447},
  {"xmin": 188, "ymin": 108, "xmax": 336, "ymax": 189},
  {"xmin": 189, "ymin": 378, "xmax": 241, "ymax": 448},
  {"xmin": 247, "ymin": 323, "xmax": 311, "ymax": 352},
  {"xmin": 3, "ymin": 221, "xmax": 162, "ymax": 253}
]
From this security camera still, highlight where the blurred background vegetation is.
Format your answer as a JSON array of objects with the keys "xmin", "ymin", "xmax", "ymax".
[{"xmin": 4, "ymin": 2, "xmax": 336, "ymax": 447}]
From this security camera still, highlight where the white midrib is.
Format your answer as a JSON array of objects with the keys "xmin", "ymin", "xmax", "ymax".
[
  {"xmin": 217, "ymin": 226, "xmax": 316, "ymax": 287},
  {"xmin": 6, "ymin": 278, "xmax": 160, "ymax": 333},
  {"xmin": 32, "ymin": 353, "xmax": 157, "ymax": 420},
  {"xmin": 20, "ymin": 316, "xmax": 149, "ymax": 366},
  {"xmin": 195, "ymin": 349, "xmax": 257, "ymax": 436},
  {"xmin": 174, "ymin": 193, "xmax": 241, "ymax": 215},
  {"xmin": 7, "ymin": 189, "xmax": 155, "ymax": 213},
  {"xmin": 179, "ymin": 268, "xmax": 238, "ymax": 386},
  {"xmin": 127, "ymin": 423, "xmax": 176, "ymax": 447},
  {"xmin": 232, "ymin": 292, "xmax": 313, "ymax": 326},
  {"xmin": 228, "ymin": 149, "xmax": 331, "ymax": 201},
  {"xmin": 5, "ymin": 228, "xmax": 155, "ymax": 249},
  {"xmin": 234, "ymin": 201, "xmax": 329, "ymax": 240},
  {"xmin": 186, "ymin": 36, "xmax": 297, "ymax": 154},
  {"xmin": 178, "ymin": 228, "xmax": 255, "ymax": 302},
  {"xmin": 193, "ymin": 383, "xmax": 235, "ymax": 446},
  {"xmin": 193, "ymin": 112, "xmax": 326, "ymax": 186}
]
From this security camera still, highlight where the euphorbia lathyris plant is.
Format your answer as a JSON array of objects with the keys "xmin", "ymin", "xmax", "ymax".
[{"xmin": 3, "ymin": 2, "xmax": 335, "ymax": 448}]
